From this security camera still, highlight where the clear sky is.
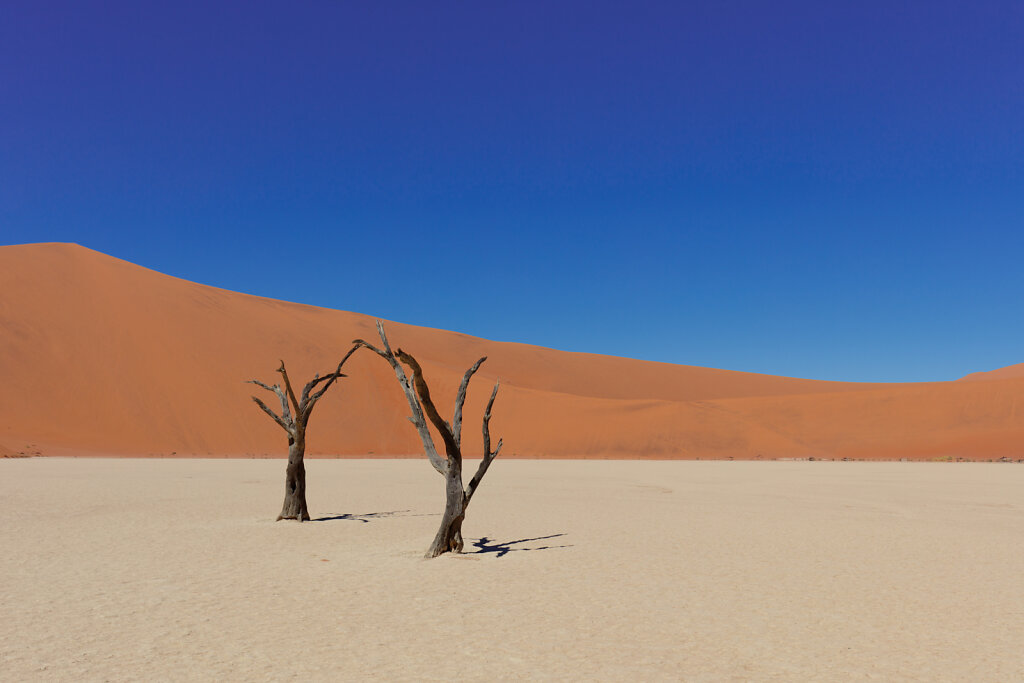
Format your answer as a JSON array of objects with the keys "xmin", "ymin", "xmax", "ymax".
[{"xmin": 2, "ymin": 1, "xmax": 1022, "ymax": 382}]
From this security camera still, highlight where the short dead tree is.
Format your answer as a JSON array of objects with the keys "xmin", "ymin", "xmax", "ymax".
[
  {"xmin": 355, "ymin": 322, "xmax": 502, "ymax": 558},
  {"xmin": 248, "ymin": 346, "xmax": 358, "ymax": 521}
]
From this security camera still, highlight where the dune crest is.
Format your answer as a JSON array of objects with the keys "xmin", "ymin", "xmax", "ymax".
[
  {"xmin": 1, "ymin": 243, "xmax": 1021, "ymax": 460},
  {"xmin": 959, "ymin": 363, "xmax": 1024, "ymax": 382}
]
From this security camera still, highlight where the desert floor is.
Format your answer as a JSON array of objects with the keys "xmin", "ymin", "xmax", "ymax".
[{"xmin": 1, "ymin": 458, "xmax": 1022, "ymax": 681}]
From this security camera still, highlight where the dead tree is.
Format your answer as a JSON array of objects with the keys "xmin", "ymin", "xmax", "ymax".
[
  {"xmin": 248, "ymin": 345, "xmax": 358, "ymax": 521},
  {"xmin": 354, "ymin": 321, "xmax": 502, "ymax": 557}
]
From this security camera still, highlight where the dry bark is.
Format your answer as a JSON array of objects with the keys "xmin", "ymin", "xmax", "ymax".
[
  {"xmin": 354, "ymin": 321, "xmax": 502, "ymax": 557},
  {"xmin": 248, "ymin": 345, "xmax": 358, "ymax": 521}
]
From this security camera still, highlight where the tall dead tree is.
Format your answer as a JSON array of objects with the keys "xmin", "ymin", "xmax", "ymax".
[
  {"xmin": 354, "ymin": 322, "xmax": 502, "ymax": 557},
  {"xmin": 248, "ymin": 345, "xmax": 358, "ymax": 521}
]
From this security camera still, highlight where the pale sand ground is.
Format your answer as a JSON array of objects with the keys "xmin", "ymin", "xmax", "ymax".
[{"xmin": 1, "ymin": 459, "xmax": 1022, "ymax": 682}]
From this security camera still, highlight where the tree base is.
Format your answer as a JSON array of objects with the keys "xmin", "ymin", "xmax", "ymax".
[
  {"xmin": 426, "ymin": 521, "xmax": 464, "ymax": 558},
  {"xmin": 278, "ymin": 453, "xmax": 309, "ymax": 522},
  {"xmin": 276, "ymin": 512, "xmax": 310, "ymax": 522},
  {"xmin": 277, "ymin": 490, "xmax": 309, "ymax": 522}
]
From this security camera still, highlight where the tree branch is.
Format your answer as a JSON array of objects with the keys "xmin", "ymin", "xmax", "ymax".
[
  {"xmin": 352, "ymin": 339, "xmax": 390, "ymax": 361},
  {"xmin": 250, "ymin": 396, "xmax": 291, "ymax": 433},
  {"xmin": 483, "ymin": 379, "xmax": 500, "ymax": 454},
  {"xmin": 277, "ymin": 361, "xmax": 300, "ymax": 415},
  {"xmin": 300, "ymin": 343, "xmax": 361, "ymax": 409},
  {"xmin": 452, "ymin": 356, "xmax": 487, "ymax": 447},
  {"xmin": 465, "ymin": 437, "xmax": 502, "ymax": 508},
  {"xmin": 247, "ymin": 379, "xmax": 292, "ymax": 424},
  {"xmin": 353, "ymin": 322, "xmax": 448, "ymax": 475},
  {"xmin": 247, "ymin": 379, "xmax": 277, "ymax": 394},
  {"xmin": 465, "ymin": 380, "xmax": 501, "ymax": 507},
  {"xmin": 396, "ymin": 348, "xmax": 460, "ymax": 460}
]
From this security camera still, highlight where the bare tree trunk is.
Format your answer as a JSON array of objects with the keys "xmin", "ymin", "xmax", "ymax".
[
  {"xmin": 427, "ymin": 457, "xmax": 466, "ymax": 557},
  {"xmin": 249, "ymin": 347, "xmax": 357, "ymax": 522},
  {"xmin": 278, "ymin": 435, "xmax": 309, "ymax": 521},
  {"xmin": 355, "ymin": 322, "xmax": 503, "ymax": 558}
]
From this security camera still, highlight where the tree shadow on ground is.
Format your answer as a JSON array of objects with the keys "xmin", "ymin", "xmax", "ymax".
[
  {"xmin": 312, "ymin": 510, "xmax": 437, "ymax": 523},
  {"xmin": 469, "ymin": 534, "xmax": 572, "ymax": 558}
]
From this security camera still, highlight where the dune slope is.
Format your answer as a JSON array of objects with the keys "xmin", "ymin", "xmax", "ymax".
[
  {"xmin": 960, "ymin": 362, "xmax": 1024, "ymax": 382},
  {"xmin": 0, "ymin": 243, "xmax": 1020, "ymax": 459}
]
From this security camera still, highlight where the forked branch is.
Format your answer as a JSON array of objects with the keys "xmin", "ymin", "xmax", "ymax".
[
  {"xmin": 249, "ymin": 345, "xmax": 359, "ymax": 432},
  {"xmin": 353, "ymin": 322, "xmax": 447, "ymax": 474},
  {"xmin": 395, "ymin": 348, "xmax": 460, "ymax": 459},
  {"xmin": 453, "ymin": 357, "xmax": 487, "ymax": 447},
  {"xmin": 355, "ymin": 320, "xmax": 506, "ymax": 557},
  {"xmin": 251, "ymin": 395, "xmax": 291, "ymax": 432},
  {"xmin": 247, "ymin": 379, "xmax": 293, "ymax": 433},
  {"xmin": 465, "ymin": 380, "xmax": 502, "ymax": 506},
  {"xmin": 301, "ymin": 344, "xmax": 359, "ymax": 406},
  {"xmin": 248, "ymin": 348, "xmax": 358, "ymax": 523},
  {"xmin": 277, "ymin": 361, "xmax": 300, "ymax": 415}
]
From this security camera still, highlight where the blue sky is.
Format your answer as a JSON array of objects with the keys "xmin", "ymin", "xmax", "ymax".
[{"xmin": 2, "ymin": 1, "xmax": 1022, "ymax": 382}]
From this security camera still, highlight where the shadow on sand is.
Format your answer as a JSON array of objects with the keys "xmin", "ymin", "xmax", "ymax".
[
  {"xmin": 469, "ymin": 534, "xmax": 572, "ymax": 558},
  {"xmin": 312, "ymin": 510, "xmax": 437, "ymax": 523}
]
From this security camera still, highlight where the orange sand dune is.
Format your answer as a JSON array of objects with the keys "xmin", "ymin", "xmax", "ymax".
[
  {"xmin": 0, "ymin": 242, "xmax": 1021, "ymax": 460},
  {"xmin": 960, "ymin": 362, "xmax": 1024, "ymax": 382}
]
